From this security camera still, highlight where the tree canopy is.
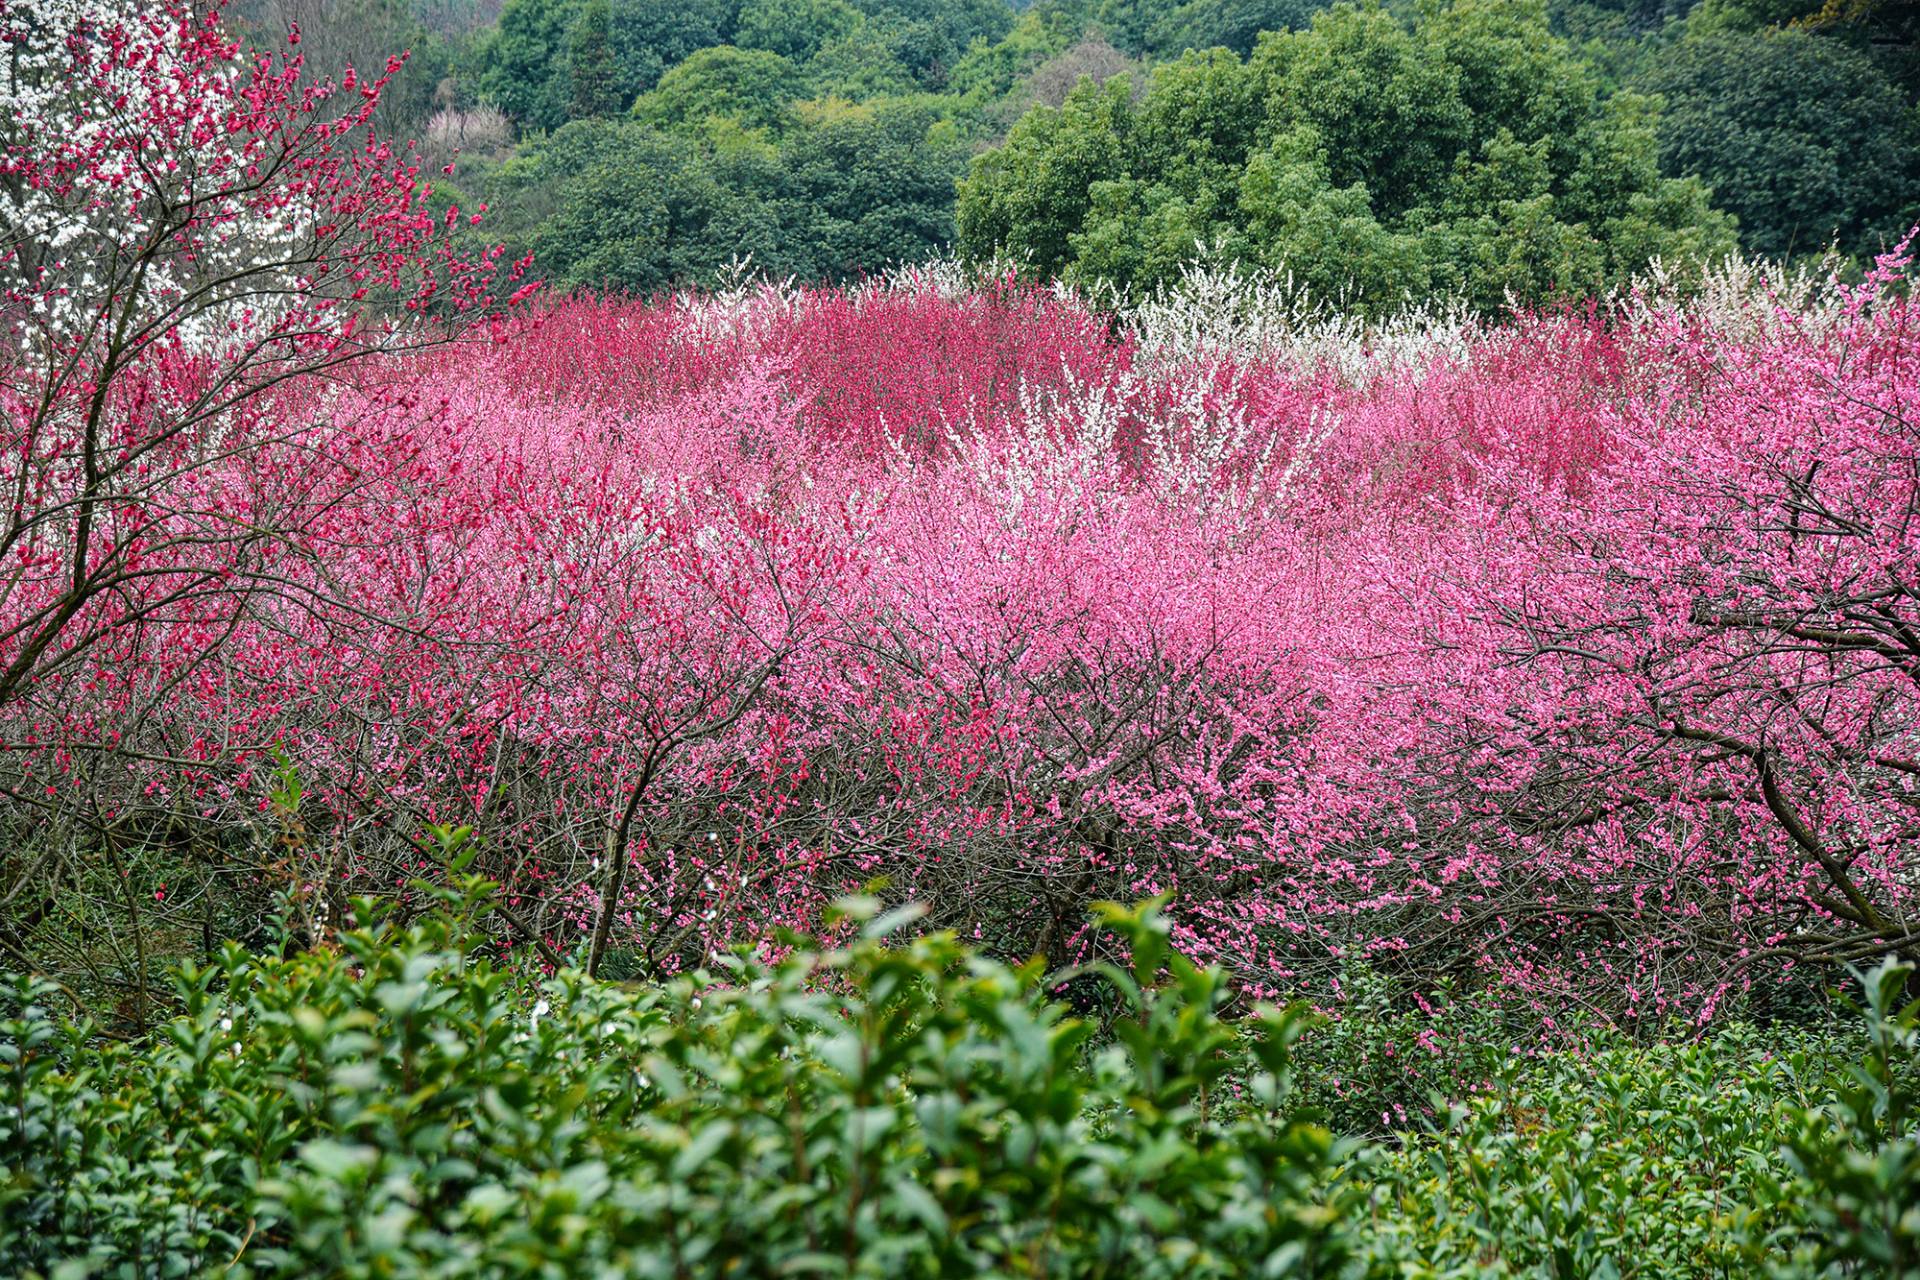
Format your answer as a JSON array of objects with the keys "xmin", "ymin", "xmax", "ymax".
[
  {"xmin": 1641, "ymin": 27, "xmax": 1918, "ymax": 258},
  {"xmin": 275, "ymin": 0, "xmax": 1916, "ymax": 298},
  {"xmin": 958, "ymin": 0, "xmax": 1736, "ymax": 310}
]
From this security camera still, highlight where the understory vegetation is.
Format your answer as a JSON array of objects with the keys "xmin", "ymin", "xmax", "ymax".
[{"xmin": 5, "ymin": 0, "xmax": 1920, "ymax": 1275}]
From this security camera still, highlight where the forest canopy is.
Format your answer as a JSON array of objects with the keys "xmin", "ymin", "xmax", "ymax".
[
  {"xmin": 250, "ymin": 0, "xmax": 1916, "ymax": 302},
  {"xmin": 958, "ymin": 0, "xmax": 1744, "ymax": 309}
]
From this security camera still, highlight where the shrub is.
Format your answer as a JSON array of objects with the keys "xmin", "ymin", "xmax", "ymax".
[
  {"xmin": 0, "ymin": 877, "xmax": 1354, "ymax": 1279},
  {"xmin": 1289, "ymin": 963, "xmax": 1579, "ymax": 1138},
  {"xmin": 8, "ymin": 861, "xmax": 1920, "ymax": 1279},
  {"xmin": 1347, "ymin": 963, "xmax": 1920, "ymax": 1279},
  {"xmin": 1351, "ymin": 1023, "xmax": 1850, "ymax": 1276},
  {"xmin": 1785, "ymin": 959, "xmax": 1920, "ymax": 1277}
]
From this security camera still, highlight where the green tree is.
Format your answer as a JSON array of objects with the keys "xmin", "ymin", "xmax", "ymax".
[
  {"xmin": 955, "ymin": 76, "xmax": 1133, "ymax": 275},
  {"xmin": 1130, "ymin": 48, "xmax": 1263, "ymax": 200},
  {"xmin": 1236, "ymin": 124, "xmax": 1430, "ymax": 303},
  {"xmin": 803, "ymin": 27, "xmax": 921, "ymax": 98},
  {"xmin": 1095, "ymin": 0, "xmax": 1161, "ymax": 55},
  {"xmin": 1685, "ymin": 0, "xmax": 1824, "ymax": 36},
  {"xmin": 1249, "ymin": 4, "xmax": 1470, "ymax": 220},
  {"xmin": 567, "ymin": 0, "xmax": 624, "ymax": 118},
  {"xmin": 780, "ymin": 99, "xmax": 969, "ymax": 276},
  {"xmin": 631, "ymin": 45, "xmax": 802, "ymax": 135},
  {"xmin": 958, "ymin": 0, "xmax": 1735, "ymax": 311},
  {"xmin": 1641, "ymin": 27, "xmax": 1919, "ymax": 258},
  {"xmin": 1147, "ymin": 0, "xmax": 1327, "ymax": 56},
  {"xmin": 735, "ymin": 0, "xmax": 864, "ymax": 62},
  {"xmin": 478, "ymin": 93, "xmax": 963, "ymax": 292},
  {"xmin": 848, "ymin": 0, "xmax": 1016, "ymax": 87},
  {"xmin": 606, "ymin": 0, "xmax": 743, "ymax": 98},
  {"xmin": 495, "ymin": 120, "xmax": 788, "ymax": 293},
  {"xmin": 476, "ymin": 0, "xmax": 580, "ymax": 131},
  {"xmin": 1551, "ymin": 0, "xmax": 1696, "ymax": 44},
  {"xmin": 947, "ymin": 0, "xmax": 1092, "ymax": 101}
]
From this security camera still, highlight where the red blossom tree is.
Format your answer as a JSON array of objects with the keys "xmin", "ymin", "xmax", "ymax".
[
  {"xmin": 0, "ymin": 0, "xmax": 520, "ymax": 998},
  {"xmin": 0, "ymin": 0, "xmax": 519, "ymax": 712}
]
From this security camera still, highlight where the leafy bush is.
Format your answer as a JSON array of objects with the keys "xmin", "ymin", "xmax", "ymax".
[
  {"xmin": 1352, "ymin": 1024, "xmax": 1848, "ymax": 1276},
  {"xmin": 1289, "ymin": 964, "xmax": 1582, "ymax": 1138},
  {"xmin": 0, "ymin": 877, "xmax": 1353, "ymax": 1279},
  {"xmin": 7, "ymin": 860, "xmax": 1920, "ymax": 1280},
  {"xmin": 1347, "ymin": 962, "xmax": 1920, "ymax": 1279},
  {"xmin": 1785, "ymin": 959, "xmax": 1920, "ymax": 1277}
]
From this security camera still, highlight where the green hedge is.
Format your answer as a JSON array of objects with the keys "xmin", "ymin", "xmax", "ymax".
[{"xmin": 1345, "ymin": 965, "xmax": 1920, "ymax": 1279}]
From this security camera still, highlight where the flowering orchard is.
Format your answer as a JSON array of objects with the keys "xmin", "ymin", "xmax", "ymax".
[
  {"xmin": 3, "ymin": 2, "xmax": 1917, "ymax": 1029},
  {"xmin": 9, "ymin": 250, "xmax": 1917, "ymax": 1024}
]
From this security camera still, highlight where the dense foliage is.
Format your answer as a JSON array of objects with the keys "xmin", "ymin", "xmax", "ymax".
[
  {"xmin": 224, "ymin": 0, "xmax": 1918, "ymax": 297},
  {"xmin": 2, "ymin": 887, "xmax": 1355, "ymax": 1278},
  {"xmin": 1640, "ymin": 22, "xmax": 1918, "ymax": 259},
  {"xmin": 448, "ymin": 0, "xmax": 1030, "ymax": 287},
  {"xmin": 1353, "ymin": 967, "xmax": 1920, "ymax": 1277},
  {"xmin": 4, "ymin": 880, "xmax": 1918, "ymax": 1277},
  {"xmin": 473, "ymin": 99, "xmax": 969, "ymax": 291},
  {"xmin": 957, "ymin": 0, "xmax": 1736, "ymax": 308}
]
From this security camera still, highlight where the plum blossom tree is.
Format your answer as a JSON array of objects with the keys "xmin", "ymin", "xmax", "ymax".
[
  {"xmin": 0, "ymin": 0, "xmax": 519, "ymax": 715},
  {"xmin": 1298, "ymin": 259, "xmax": 1920, "ymax": 1015},
  {"xmin": 5, "ymin": 157, "xmax": 1918, "ymax": 1035},
  {"xmin": 0, "ymin": 0, "xmax": 521, "ymax": 998}
]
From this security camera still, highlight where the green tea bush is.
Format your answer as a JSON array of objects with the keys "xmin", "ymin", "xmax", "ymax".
[
  {"xmin": 1289, "ymin": 963, "xmax": 1573, "ymax": 1139},
  {"xmin": 1785, "ymin": 960, "xmax": 1920, "ymax": 1278},
  {"xmin": 0, "ymin": 878, "xmax": 1353, "ymax": 1280},
  {"xmin": 1347, "ymin": 963, "xmax": 1920, "ymax": 1279},
  {"xmin": 5, "ymin": 850, "xmax": 1918, "ymax": 1280},
  {"xmin": 1350, "ymin": 1024, "xmax": 1847, "ymax": 1277}
]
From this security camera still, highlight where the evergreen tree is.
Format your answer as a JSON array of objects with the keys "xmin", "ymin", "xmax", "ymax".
[{"xmin": 568, "ymin": 0, "xmax": 624, "ymax": 119}]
